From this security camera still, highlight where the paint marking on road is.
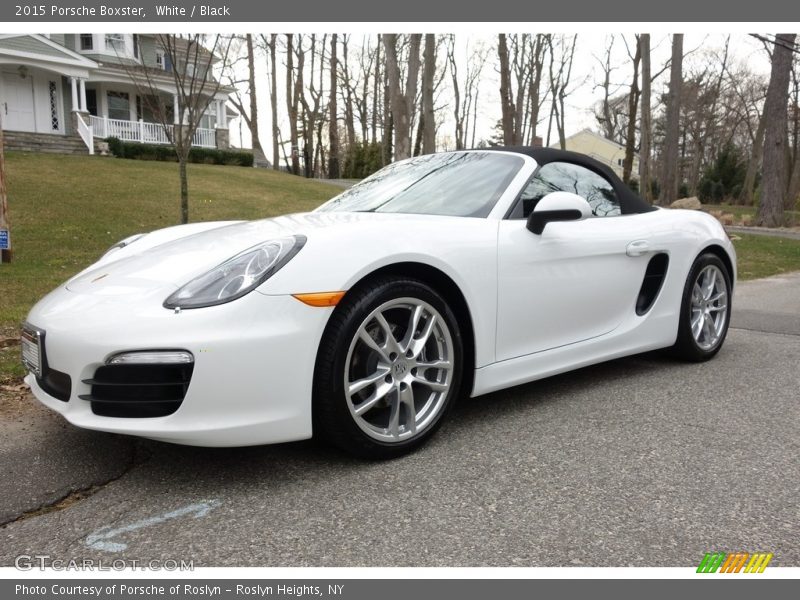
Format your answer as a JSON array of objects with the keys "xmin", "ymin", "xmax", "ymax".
[{"xmin": 85, "ymin": 499, "xmax": 222, "ymax": 552}]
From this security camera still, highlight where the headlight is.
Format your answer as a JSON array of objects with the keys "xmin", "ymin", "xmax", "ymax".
[
  {"xmin": 104, "ymin": 233, "xmax": 146, "ymax": 256},
  {"xmin": 163, "ymin": 235, "xmax": 306, "ymax": 309}
]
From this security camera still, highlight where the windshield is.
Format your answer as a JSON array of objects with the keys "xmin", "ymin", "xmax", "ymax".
[{"xmin": 316, "ymin": 151, "xmax": 525, "ymax": 217}]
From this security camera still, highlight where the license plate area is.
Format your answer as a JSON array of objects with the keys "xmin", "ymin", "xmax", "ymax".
[{"xmin": 21, "ymin": 326, "xmax": 44, "ymax": 377}]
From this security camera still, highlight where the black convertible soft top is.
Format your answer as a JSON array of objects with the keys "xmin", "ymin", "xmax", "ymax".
[{"xmin": 490, "ymin": 146, "xmax": 656, "ymax": 215}]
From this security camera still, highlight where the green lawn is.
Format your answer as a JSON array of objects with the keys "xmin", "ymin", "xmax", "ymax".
[
  {"xmin": 2, "ymin": 153, "xmax": 800, "ymax": 380},
  {"xmin": 0, "ymin": 152, "xmax": 339, "ymax": 379},
  {"xmin": 731, "ymin": 233, "xmax": 800, "ymax": 280}
]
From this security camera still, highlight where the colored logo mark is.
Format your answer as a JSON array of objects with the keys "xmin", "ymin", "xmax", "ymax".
[{"xmin": 697, "ymin": 552, "xmax": 773, "ymax": 573}]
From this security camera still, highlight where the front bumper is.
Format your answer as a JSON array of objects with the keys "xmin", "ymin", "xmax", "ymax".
[{"xmin": 24, "ymin": 287, "xmax": 331, "ymax": 446}]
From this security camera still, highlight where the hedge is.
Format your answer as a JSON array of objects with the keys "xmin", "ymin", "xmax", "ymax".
[{"xmin": 105, "ymin": 137, "xmax": 254, "ymax": 167}]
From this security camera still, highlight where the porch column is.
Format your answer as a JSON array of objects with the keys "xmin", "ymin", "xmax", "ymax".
[
  {"xmin": 216, "ymin": 99, "xmax": 224, "ymax": 127},
  {"xmin": 78, "ymin": 79, "xmax": 88, "ymax": 113},
  {"xmin": 70, "ymin": 77, "xmax": 79, "ymax": 112},
  {"xmin": 173, "ymin": 94, "xmax": 180, "ymax": 125}
]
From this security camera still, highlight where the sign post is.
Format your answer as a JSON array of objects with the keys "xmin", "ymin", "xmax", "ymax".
[{"xmin": 0, "ymin": 118, "xmax": 10, "ymax": 263}]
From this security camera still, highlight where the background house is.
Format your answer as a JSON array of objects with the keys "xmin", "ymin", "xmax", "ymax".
[
  {"xmin": 0, "ymin": 33, "xmax": 235, "ymax": 155},
  {"xmin": 551, "ymin": 129, "xmax": 640, "ymax": 179}
]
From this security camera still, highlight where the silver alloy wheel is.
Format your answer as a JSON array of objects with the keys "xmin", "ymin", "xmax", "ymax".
[
  {"xmin": 344, "ymin": 297, "xmax": 454, "ymax": 443},
  {"xmin": 690, "ymin": 264, "xmax": 728, "ymax": 350}
]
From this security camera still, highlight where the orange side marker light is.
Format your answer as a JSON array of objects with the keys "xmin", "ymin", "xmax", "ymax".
[{"xmin": 292, "ymin": 291, "xmax": 346, "ymax": 307}]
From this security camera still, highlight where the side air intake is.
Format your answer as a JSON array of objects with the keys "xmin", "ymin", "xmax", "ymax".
[{"xmin": 636, "ymin": 253, "xmax": 669, "ymax": 316}]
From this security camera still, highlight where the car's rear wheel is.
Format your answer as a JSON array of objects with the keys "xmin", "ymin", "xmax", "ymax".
[
  {"xmin": 313, "ymin": 277, "xmax": 463, "ymax": 459},
  {"xmin": 671, "ymin": 253, "xmax": 731, "ymax": 361}
]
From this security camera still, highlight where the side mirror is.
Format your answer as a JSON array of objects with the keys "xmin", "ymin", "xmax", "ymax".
[{"xmin": 526, "ymin": 191, "xmax": 593, "ymax": 235}]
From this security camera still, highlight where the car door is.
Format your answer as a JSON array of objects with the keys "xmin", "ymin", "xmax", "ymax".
[{"xmin": 495, "ymin": 161, "xmax": 654, "ymax": 361}]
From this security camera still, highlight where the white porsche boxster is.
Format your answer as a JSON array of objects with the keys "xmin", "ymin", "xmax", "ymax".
[{"xmin": 22, "ymin": 148, "xmax": 735, "ymax": 458}]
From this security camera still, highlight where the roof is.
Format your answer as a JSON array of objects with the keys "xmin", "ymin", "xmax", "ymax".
[{"xmin": 489, "ymin": 146, "xmax": 655, "ymax": 215}]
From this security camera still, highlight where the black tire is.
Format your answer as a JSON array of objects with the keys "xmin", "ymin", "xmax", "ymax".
[
  {"xmin": 313, "ymin": 276, "xmax": 463, "ymax": 459},
  {"xmin": 671, "ymin": 252, "xmax": 732, "ymax": 361}
]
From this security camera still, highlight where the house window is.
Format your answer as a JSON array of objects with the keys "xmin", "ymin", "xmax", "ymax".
[
  {"xmin": 105, "ymin": 33, "xmax": 125, "ymax": 53},
  {"xmin": 107, "ymin": 91, "xmax": 131, "ymax": 121},
  {"xmin": 133, "ymin": 34, "xmax": 139, "ymax": 59},
  {"xmin": 155, "ymin": 51, "xmax": 165, "ymax": 69},
  {"xmin": 48, "ymin": 81, "xmax": 59, "ymax": 131},
  {"xmin": 199, "ymin": 107, "xmax": 217, "ymax": 130},
  {"xmin": 80, "ymin": 34, "xmax": 93, "ymax": 50}
]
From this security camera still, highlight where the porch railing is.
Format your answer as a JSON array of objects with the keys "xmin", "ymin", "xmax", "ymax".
[
  {"xmin": 89, "ymin": 115, "xmax": 216, "ymax": 148},
  {"xmin": 75, "ymin": 113, "xmax": 94, "ymax": 155}
]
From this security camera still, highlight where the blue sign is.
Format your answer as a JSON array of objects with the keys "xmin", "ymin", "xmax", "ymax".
[{"xmin": 0, "ymin": 229, "xmax": 8, "ymax": 250}]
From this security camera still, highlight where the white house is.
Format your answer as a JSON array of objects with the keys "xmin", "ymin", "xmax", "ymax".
[
  {"xmin": 551, "ymin": 129, "xmax": 640, "ymax": 179},
  {"xmin": 0, "ymin": 34, "xmax": 235, "ymax": 154}
]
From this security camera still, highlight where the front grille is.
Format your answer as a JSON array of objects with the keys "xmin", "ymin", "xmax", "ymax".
[
  {"xmin": 37, "ymin": 369, "xmax": 72, "ymax": 402},
  {"xmin": 80, "ymin": 363, "xmax": 194, "ymax": 418}
]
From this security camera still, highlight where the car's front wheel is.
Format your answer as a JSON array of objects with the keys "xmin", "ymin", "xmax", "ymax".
[
  {"xmin": 672, "ymin": 253, "xmax": 732, "ymax": 361},
  {"xmin": 313, "ymin": 277, "xmax": 463, "ymax": 459}
]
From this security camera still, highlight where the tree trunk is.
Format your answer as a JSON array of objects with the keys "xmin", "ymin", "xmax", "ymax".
[
  {"xmin": 639, "ymin": 34, "xmax": 652, "ymax": 202},
  {"xmin": 757, "ymin": 33, "xmax": 796, "ymax": 227},
  {"xmin": 179, "ymin": 156, "xmax": 189, "ymax": 224},
  {"xmin": 659, "ymin": 34, "xmax": 684, "ymax": 206},
  {"xmin": 384, "ymin": 34, "xmax": 421, "ymax": 160},
  {"xmin": 372, "ymin": 35, "xmax": 381, "ymax": 146},
  {"xmin": 328, "ymin": 34, "xmax": 340, "ymax": 179},
  {"xmin": 421, "ymin": 34, "xmax": 436, "ymax": 155},
  {"xmin": 268, "ymin": 34, "xmax": 279, "ymax": 170},
  {"xmin": 622, "ymin": 35, "xmax": 641, "ymax": 185},
  {"xmin": 245, "ymin": 34, "xmax": 261, "ymax": 155},
  {"xmin": 787, "ymin": 155, "xmax": 800, "ymax": 210},
  {"xmin": 739, "ymin": 114, "xmax": 766, "ymax": 205},
  {"xmin": 341, "ymin": 35, "xmax": 357, "ymax": 148},
  {"xmin": 498, "ymin": 34, "xmax": 515, "ymax": 146},
  {"xmin": 285, "ymin": 35, "xmax": 300, "ymax": 175}
]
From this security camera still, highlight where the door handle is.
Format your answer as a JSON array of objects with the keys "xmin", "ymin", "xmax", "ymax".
[{"xmin": 626, "ymin": 240, "xmax": 650, "ymax": 257}]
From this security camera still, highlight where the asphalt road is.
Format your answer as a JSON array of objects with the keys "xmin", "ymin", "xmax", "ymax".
[{"xmin": 1, "ymin": 274, "xmax": 798, "ymax": 567}]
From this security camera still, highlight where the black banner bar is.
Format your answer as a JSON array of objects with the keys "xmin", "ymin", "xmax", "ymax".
[{"xmin": 1, "ymin": 0, "xmax": 799, "ymax": 23}]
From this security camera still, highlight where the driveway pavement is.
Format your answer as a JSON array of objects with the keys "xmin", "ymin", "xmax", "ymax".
[{"xmin": 1, "ymin": 274, "xmax": 798, "ymax": 567}]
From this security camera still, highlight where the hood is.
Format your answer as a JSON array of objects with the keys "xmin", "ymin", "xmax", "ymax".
[{"xmin": 64, "ymin": 212, "xmax": 414, "ymax": 296}]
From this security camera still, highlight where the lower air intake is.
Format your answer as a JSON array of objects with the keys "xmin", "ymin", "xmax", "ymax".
[{"xmin": 80, "ymin": 363, "xmax": 194, "ymax": 418}]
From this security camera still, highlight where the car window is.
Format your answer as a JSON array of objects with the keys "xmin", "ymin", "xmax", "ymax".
[
  {"xmin": 317, "ymin": 151, "xmax": 524, "ymax": 218},
  {"xmin": 513, "ymin": 161, "xmax": 621, "ymax": 219}
]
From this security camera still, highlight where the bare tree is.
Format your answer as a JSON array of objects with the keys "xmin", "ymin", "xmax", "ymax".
[
  {"xmin": 384, "ymin": 34, "xmax": 422, "ymax": 160},
  {"xmin": 594, "ymin": 35, "xmax": 626, "ymax": 143},
  {"xmin": 285, "ymin": 34, "xmax": 301, "ymax": 174},
  {"xmin": 223, "ymin": 35, "xmax": 264, "ymax": 165},
  {"xmin": 328, "ymin": 34, "xmax": 340, "ymax": 178},
  {"xmin": 547, "ymin": 34, "xmax": 578, "ymax": 149},
  {"xmin": 757, "ymin": 33, "xmax": 797, "ymax": 226},
  {"xmin": 447, "ymin": 36, "xmax": 488, "ymax": 150},
  {"xmin": 339, "ymin": 35, "xmax": 357, "ymax": 147},
  {"xmin": 264, "ymin": 34, "xmax": 280, "ymax": 170},
  {"xmin": 622, "ymin": 35, "xmax": 642, "ymax": 184},
  {"xmin": 639, "ymin": 34, "xmax": 653, "ymax": 202},
  {"xmin": 128, "ymin": 34, "xmax": 233, "ymax": 224},
  {"xmin": 659, "ymin": 34, "xmax": 684, "ymax": 206},
  {"xmin": 498, "ymin": 34, "xmax": 516, "ymax": 145},
  {"xmin": 421, "ymin": 34, "xmax": 437, "ymax": 154},
  {"xmin": 787, "ymin": 57, "xmax": 800, "ymax": 209}
]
